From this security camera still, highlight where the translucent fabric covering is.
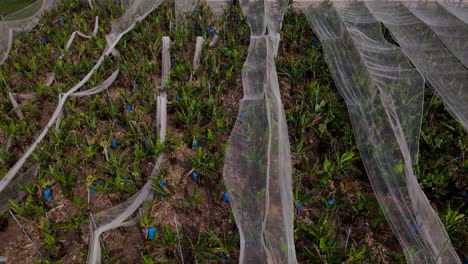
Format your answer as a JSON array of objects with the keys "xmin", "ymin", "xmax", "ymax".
[
  {"xmin": 69, "ymin": 69, "xmax": 119, "ymax": 97},
  {"xmin": 205, "ymin": 0, "xmax": 230, "ymax": 17},
  {"xmin": 54, "ymin": 69, "xmax": 119, "ymax": 130},
  {"xmin": 0, "ymin": 0, "xmax": 57, "ymax": 65},
  {"xmin": 439, "ymin": 1, "xmax": 468, "ymax": 24},
  {"xmin": 157, "ymin": 36, "xmax": 170, "ymax": 142},
  {"xmin": 175, "ymin": 0, "xmax": 198, "ymax": 22},
  {"xmin": 223, "ymin": 0, "xmax": 296, "ymax": 262},
  {"xmin": 189, "ymin": 36, "xmax": 204, "ymax": 82},
  {"xmin": 365, "ymin": 1, "xmax": 468, "ymax": 132},
  {"xmin": 0, "ymin": 165, "xmax": 40, "ymax": 214},
  {"xmin": 106, "ymin": 0, "xmax": 164, "ymax": 44},
  {"xmin": 0, "ymin": 0, "xmax": 163, "ymax": 195},
  {"xmin": 7, "ymin": 93, "xmax": 37, "ymax": 122},
  {"xmin": 209, "ymin": 33, "xmax": 219, "ymax": 47},
  {"xmin": 193, "ymin": 36, "xmax": 204, "ymax": 71},
  {"xmin": 10, "ymin": 93, "xmax": 37, "ymax": 100},
  {"xmin": 87, "ymin": 178, "xmax": 156, "ymax": 264},
  {"xmin": 64, "ymin": 16, "xmax": 99, "ymax": 50},
  {"xmin": 43, "ymin": 72, "xmax": 55, "ymax": 86},
  {"xmin": 8, "ymin": 92, "xmax": 25, "ymax": 119},
  {"xmin": 175, "ymin": 0, "xmax": 231, "ymax": 20},
  {"xmin": 161, "ymin": 36, "xmax": 171, "ymax": 88},
  {"xmin": 305, "ymin": 2, "xmax": 460, "ymax": 263},
  {"xmin": 404, "ymin": 1, "xmax": 468, "ymax": 67}
]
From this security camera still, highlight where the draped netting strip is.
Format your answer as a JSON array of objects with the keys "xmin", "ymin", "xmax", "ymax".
[
  {"xmin": 439, "ymin": 0, "xmax": 468, "ymax": 24},
  {"xmin": 64, "ymin": 16, "xmax": 99, "ymax": 51},
  {"xmin": 304, "ymin": 2, "xmax": 461, "ymax": 264},
  {"xmin": 222, "ymin": 0, "xmax": 296, "ymax": 263},
  {"xmin": 174, "ymin": 0, "xmax": 231, "ymax": 22},
  {"xmin": 0, "ymin": 0, "xmax": 58, "ymax": 65},
  {"xmin": 365, "ymin": 1, "xmax": 468, "ymax": 132},
  {"xmin": 0, "ymin": 165, "xmax": 40, "ymax": 214},
  {"xmin": 175, "ymin": 0, "xmax": 198, "ymax": 22},
  {"xmin": 403, "ymin": 1, "xmax": 468, "ymax": 68}
]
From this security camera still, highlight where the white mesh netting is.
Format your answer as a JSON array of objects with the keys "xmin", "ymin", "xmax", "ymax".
[
  {"xmin": 1, "ymin": 0, "xmax": 467, "ymax": 263},
  {"xmin": 0, "ymin": 0, "xmax": 58, "ymax": 65},
  {"xmin": 222, "ymin": 0, "xmax": 296, "ymax": 262},
  {"xmin": 303, "ymin": 1, "xmax": 462, "ymax": 263},
  {"xmin": 0, "ymin": 164, "xmax": 40, "ymax": 214},
  {"xmin": 365, "ymin": 1, "xmax": 468, "ymax": 132}
]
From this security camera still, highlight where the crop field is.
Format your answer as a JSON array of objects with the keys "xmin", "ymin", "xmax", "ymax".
[{"xmin": 0, "ymin": 0, "xmax": 466, "ymax": 263}]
